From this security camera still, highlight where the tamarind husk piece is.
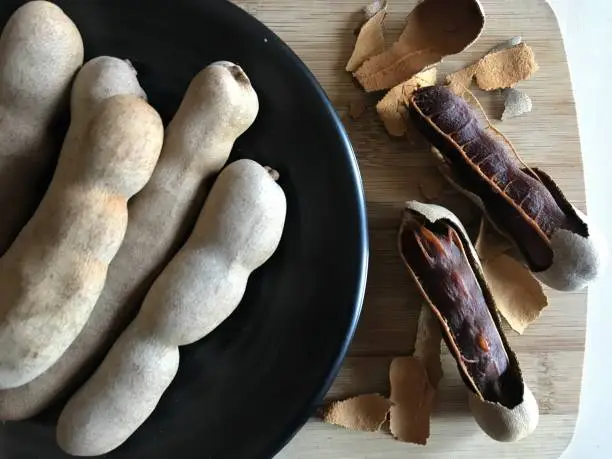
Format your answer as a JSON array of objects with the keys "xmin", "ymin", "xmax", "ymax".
[
  {"xmin": 376, "ymin": 68, "xmax": 437, "ymax": 137},
  {"xmin": 388, "ymin": 305, "xmax": 443, "ymax": 446},
  {"xmin": 389, "ymin": 356, "xmax": 436, "ymax": 445},
  {"xmin": 474, "ymin": 43, "xmax": 539, "ymax": 91},
  {"xmin": 475, "ymin": 217, "xmax": 513, "ymax": 262},
  {"xmin": 398, "ymin": 201, "xmax": 538, "ymax": 442},
  {"xmin": 501, "ymin": 88, "xmax": 533, "ymax": 120},
  {"xmin": 475, "ymin": 212, "xmax": 549, "ymax": 332},
  {"xmin": 346, "ymin": 1, "xmax": 388, "ymax": 72},
  {"xmin": 321, "ymin": 394, "xmax": 392, "ymax": 432},
  {"xmin": 353, "ymin": 0, "xmax": 485, "ymax": 92},
  {"xmin": 413, "ymin": 305, "xmax": 443, "ymax": 388},
  {"xmin": 445, "ymin": 40, "xmax": 536, "ymax": 94},
  {"xmin": 482, "ymin": 254, "xmax": 548, "ymax": 334}
]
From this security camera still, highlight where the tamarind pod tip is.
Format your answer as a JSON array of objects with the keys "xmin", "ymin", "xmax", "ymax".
[
  {"xmin": 535, "ymin": 218, "xmax": 609, "ymax": 292},
  {"xmin": 468, "ymin": 383, "xmax": 539, "ymax": 443}
]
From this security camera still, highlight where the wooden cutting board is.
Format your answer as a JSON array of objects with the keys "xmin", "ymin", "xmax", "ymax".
[{"xmin": 234, "ymin": 0, "xmax": 586, "ymax": 457}]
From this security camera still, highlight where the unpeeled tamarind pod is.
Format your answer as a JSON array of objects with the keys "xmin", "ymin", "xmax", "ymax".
[
  {"xmin": 0, "ymin": 94, "xmax": 164, "ymax": 390},
  {"xmin": 69, "ymin": 56, "xmax": 148, "ymax": 125},
  {"xmin": 398, "ymin": 200, "xmax": 539, "ymax": 442},
  {"xmin": 56, "ymin": 159, "xmax": 287, "ymax": 456},
  {"xmin": 0, "ymin": 61, "xmax": 259, "ymax": 420},
  {"xmin": 0, "ymin": 56, "xmax": 150, "ymax": 420},
  {"xmin": 0, "ymin": 1, "xmax": 84, "ymax": 255},
  {"xmin": 51, "ymin": 56, "xmax": 149, "ymax": 175},
  {"xmin": 407, "ymin": 84, "xmax": 607, "ymax": 292}
]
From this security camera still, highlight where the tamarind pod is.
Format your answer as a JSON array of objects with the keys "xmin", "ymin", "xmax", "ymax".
[
  {"xmin": 399, "ymin": 202, "xmax": 519, "ymax": 406},
  {"xmin": 398, "ymin": 200, "xmax": 539, "ymax": 442},
  {"xmin": 407, "ymin": 85, "xmax": 586, "ymax": 273}
]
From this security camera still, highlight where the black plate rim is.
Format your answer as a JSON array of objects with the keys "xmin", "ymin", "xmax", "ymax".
[{"xmin": 222, "ymin": 2, "xmax": 370, "ymax": 457}]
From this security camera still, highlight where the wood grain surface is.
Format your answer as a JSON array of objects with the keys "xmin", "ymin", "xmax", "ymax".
[{"xmin": 233, "ymin": 0, "xmax": 586, "ymax": 457}]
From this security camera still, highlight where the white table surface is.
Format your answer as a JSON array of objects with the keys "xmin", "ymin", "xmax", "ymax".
[{"xmin": 550, "ymin": 0, "xmax": 612, "ymax": 457}]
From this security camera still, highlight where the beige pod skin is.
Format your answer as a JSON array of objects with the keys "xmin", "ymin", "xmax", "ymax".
[
  {"xmin": 57, "ymin": 159, "xmax": 287, "ymax": 456},
  {"xmin": 0, "ymin": 0, "xmax": 84, "ymax": 255},
  {"xmin": 0, "ymin": 94, "xmax": 164, "ymax": 390},
  {"xmin": 402, "ymin": 200, "xmax": 540, "ymax": 443},
  {"xmin": 468, "ymin": 386, "xmax": 539, "ymax": 442},
  {"xmin": 69, "ymin": 56, "xmax": 148, "ymax": 124},
  {"xmin": 0, "ymin": 60, "xmax": 259, "ymax": 421},
  {"xmin": 53, "ymin": 56, "xmax": 149, "ymax": 170}
]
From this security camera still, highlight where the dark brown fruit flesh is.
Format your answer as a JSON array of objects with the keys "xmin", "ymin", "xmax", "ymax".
[{"xmin": 408, "ymin": 85, "xmax": 586, "ymax": 272}]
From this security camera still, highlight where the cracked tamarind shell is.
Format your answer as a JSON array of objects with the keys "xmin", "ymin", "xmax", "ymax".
[
  {"xmin": 399, "ymin": 200, "xmax": 539, "ymax": 442},
  {"xmin": 407, "ymin": 85, "xmax": 608, "ymax": 292}
]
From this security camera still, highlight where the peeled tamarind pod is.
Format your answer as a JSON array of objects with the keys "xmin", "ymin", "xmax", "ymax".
[
  {"xmin": 0, "ymin": 60, "xmax": 259, "ymax": 421},
  {"xmin": 0, "ymin": 0, "xmax": 84, "ymax": 255},
  {"xmin": 0, "ymin": 94, "xmax": 164, "ymax": 390},
  {"xmin": 407, "ymin": 84, "xmax": 608, "ymax": 291},
  {"xmin": 0, "ymin": 56, "xmax": 149, "ymax": 420},
  {"xmin": 56, "ymin": 159, "xmax": 287, "ymax": 456},
  {"xmin": 398, "ymin": 200, "xmax": 539, "ymax": 442}
]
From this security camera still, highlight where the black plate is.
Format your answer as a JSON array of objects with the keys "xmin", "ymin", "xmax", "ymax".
[{"xmin": 0, "ymin": 0, "xmax": 368, "ymax": 458}]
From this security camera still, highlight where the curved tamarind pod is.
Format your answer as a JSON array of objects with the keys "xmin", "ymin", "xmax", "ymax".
[
  {"xmin": 0, "ymin": 95, "xmax": 164, "ymax": 389},
  {"xmin": 398, "ymin": 200, "xmax": 539, "ymax": 442},
  {"xmin": 0, "ymin": 1, "xmax": 84, "ymax": 255},
  {"xmin": 407, "ymin": 84, "xmax": 607, "ymax": 292},
  {"xmin": 56, "ymin": 159, "xmax": 287, "ymax": 456},
  {"xmin": 0, "ymin": 55, "xmax": 151, "ymax": 419}
]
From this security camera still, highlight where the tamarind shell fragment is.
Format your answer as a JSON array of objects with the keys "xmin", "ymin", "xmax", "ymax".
[
  {"xmin": 398, "ymin": 201, "xmax": 539, "ymax": 442},
  {"xmin": 407, "ymin": 85, "xmax": 606, "ymax": 292}
]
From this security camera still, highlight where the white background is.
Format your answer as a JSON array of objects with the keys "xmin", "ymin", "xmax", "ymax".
[{"xmin": 550, "ymin": 0, "xmax": 612, "ymax": 457}]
